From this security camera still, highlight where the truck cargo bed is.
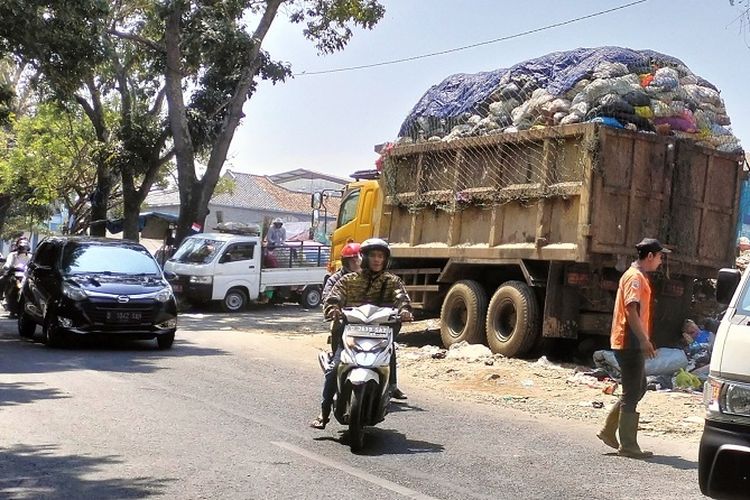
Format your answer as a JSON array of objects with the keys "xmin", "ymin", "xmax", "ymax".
[{"xmin": 380, "ymin": 123, "xmax": 743, "ymax": 278}]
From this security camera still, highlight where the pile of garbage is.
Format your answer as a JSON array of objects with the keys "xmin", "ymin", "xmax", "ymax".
[
  {"xmin": 398, "ymin": 46, "xmax": 740, "ymax": 153},
  {"xmin": 591, "ymin": 319, "xmax": 714, "ymax": 392}
]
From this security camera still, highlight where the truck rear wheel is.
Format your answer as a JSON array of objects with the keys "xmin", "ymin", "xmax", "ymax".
[
  {"xmin": 485, "ymin": 281, "xmax": 540, "ymax": 358},
  {"xmin": 440, "ymin": 280, "xmax": 487, "ymax": 348}
]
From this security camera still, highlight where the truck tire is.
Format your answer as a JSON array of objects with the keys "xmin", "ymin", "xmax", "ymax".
[
  {"xmin": 440, "ymin": 280, "xmax": 488, "ymax": 348},
  {"xmin": 299, "ymin": 286, "xmax": 322, "ymax": 309},
  {"xmin": 222, "ymin": 288, "xmax": 247, "ymax": 313},
  {"xmin": 485, "ymin": 281, "xmax": 540, "ymax": 358}
]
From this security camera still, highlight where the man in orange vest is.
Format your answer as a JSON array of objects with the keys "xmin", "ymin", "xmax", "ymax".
[{"xmin": 597, "ymin": 237, "xmax": 671, "ymax": 459}]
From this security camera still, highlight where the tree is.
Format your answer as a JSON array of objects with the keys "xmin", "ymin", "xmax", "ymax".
[
  {"xmin": 0, "ymin": 1, "xmax": 172, "ymax": 241},
  {"xmin": 0, "ymin": 103, "xmax": 103, "ymax": 237},
  {"xmin": 153, "ymin": 0, "xmax": 385, "ymax": 241}
]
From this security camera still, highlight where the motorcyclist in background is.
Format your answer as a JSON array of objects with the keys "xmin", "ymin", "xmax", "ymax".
[
  {"xmin": 311, "ymin": 238, "xmax": 412, "ymax": 429},
  {"xmin": 3, "ymin": 238, "xmax": 31, "ymax": 317}
]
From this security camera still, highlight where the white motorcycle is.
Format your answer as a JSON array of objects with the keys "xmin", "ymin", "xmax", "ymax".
[{"xmin": 320, "ymin": 304, "xmax": 399, "ymax": 452}]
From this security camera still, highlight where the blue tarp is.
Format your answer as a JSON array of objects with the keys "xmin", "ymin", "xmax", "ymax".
[{"xmin": 398, "ymin": 46, "xmax": 717, "ymax": 138}]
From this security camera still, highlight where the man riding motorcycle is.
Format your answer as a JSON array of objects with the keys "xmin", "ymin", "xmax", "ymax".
[
  {"xmin": 3, "ymin": 238, "xmax": 31, "ymax": 318},
  {"xmin": 311, "ymin": 238, "xmax": 413, "ymax": 429}
]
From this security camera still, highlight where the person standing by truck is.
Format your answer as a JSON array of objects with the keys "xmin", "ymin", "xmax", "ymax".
[
  {"xmin": 267, "ymin": 218, "xmax": 286, "ymax": 249},
  {"xmin": 597, "ymin": 237, "xmax": 670, "ymax": 459}
]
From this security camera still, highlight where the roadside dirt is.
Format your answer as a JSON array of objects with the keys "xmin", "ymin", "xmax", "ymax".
[{"xmin": 208, "ymin": 306, "xmax": 705, "ymax": 443}]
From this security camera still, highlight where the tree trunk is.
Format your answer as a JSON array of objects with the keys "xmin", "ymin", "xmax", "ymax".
[
  {"xmin": 163, "ymin": 0, "xmax": 282, "ymax": 245},
  {"xmin": 89, "ymin": 159, "xmax": 112, "ymax": 237}
]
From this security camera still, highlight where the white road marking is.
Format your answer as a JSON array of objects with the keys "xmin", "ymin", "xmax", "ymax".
[{"xmin": 271, "ymin": 441, "xmax": 441, "ymax": 500}]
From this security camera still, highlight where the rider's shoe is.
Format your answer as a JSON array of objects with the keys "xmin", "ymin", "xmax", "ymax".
[
  {"xmin": 392, "ymin": 388, "xmax": 408, "ymax": 400},
  {"xmin": 310, "ymin": 415, "xmax": 329, "ymax": 429}
]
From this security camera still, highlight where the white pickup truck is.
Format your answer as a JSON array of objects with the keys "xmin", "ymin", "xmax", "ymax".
[{"xmin": 164, "ymin": 232, "xmax": 328, "ymax": 311}]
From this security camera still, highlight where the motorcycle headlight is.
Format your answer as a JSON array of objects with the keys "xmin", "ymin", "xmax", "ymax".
[
  {"xmin": 62, "ymin": 283, "xmax": 87, "ymax": 301},
  {"xmin": 344, "ymin": 336, "xmax": 388, "ymax": 352},
  {"xmin": 189, "ymin": 275, "xmax": 212, "ymax": 285},
  {"xmin": 155, "ymin": 288, "xmax": 174, "ymax": 303},
  {"xmin": 704, "ymin": 376, "xmax": 750, "ymax": 417}
]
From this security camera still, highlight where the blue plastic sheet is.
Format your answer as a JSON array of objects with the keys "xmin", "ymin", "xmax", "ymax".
[
  {"xmin": 399, "ymin": 46, "xmax": 702, "ymax": 138},
  {"xmin": 398, "ymin": 68, "xmax": 506, "ymax": 137}
]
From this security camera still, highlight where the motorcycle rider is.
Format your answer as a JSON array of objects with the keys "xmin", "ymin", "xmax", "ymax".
[
  {"xmin": 3, "ymin": 238, "xmax": 31, "ymax": 318},
  {"xmin": 311, "ymin": 238, "xmax": 413, "ymax": 429},
  {"xmin": 322, "ymin": 242, "xmax": 362, "ymax": 305}
]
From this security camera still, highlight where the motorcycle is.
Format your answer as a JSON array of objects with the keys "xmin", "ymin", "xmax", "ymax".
[
  {"xmin": 319, "ymin": 304, "xmax": 400, "ymax": 452},
  {"xmin": 4, "ymin": 264, "xmax": 26, "ymax": 318}
]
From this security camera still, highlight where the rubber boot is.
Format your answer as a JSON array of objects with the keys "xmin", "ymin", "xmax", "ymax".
[
  {"xmin": 596, "ymin": 401, "xmax": 620, "ymax": 449},
  {"xmin": 617, "ymin": 411, "xmax": 653, "ymax": 459}
]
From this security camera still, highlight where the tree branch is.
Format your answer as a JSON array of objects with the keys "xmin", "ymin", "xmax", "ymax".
[{"xmin": 108, "ymin": 29, "xmax": 165, "ymax": 53}]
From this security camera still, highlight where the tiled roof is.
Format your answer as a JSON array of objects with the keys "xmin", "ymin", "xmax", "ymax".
[{"xmin": 145, "ymin": 171, "xmax": 338, "ymax": 216}]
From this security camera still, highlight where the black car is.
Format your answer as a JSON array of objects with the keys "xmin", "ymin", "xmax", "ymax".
[{"xmin": 18, "ymin": 237, "xmax": 178, "ymax": 349}]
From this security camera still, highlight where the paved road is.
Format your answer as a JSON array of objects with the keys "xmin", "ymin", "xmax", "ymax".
[{"xmin": 0, "ymin": 307, "xmax": 705, "ymax": 499}]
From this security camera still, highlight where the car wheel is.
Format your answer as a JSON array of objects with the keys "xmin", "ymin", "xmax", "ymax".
[
  {"xmin": 299, "ymin": 286, "xmax": 322, "ymax": 309},
  {"xmin": 222, "ymin": 288, "xmax": 247, "ymax": 313},
  {"xmin": 18, "ymin": 305, "xmax": 36, "ymax": 339},
  {"xmin": 43, "ymin": 314, "xmax": 65, "ymax": 348},
  {"xmin": 156, "ymin": 332, "xmax": 175, "ymax": 350}
]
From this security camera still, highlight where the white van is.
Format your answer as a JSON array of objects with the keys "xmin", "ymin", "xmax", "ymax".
[
  {"xmin": 164, "ymin": 233, "xmax": 327, "ymax": 311},
  {"xmin": 699, "ymin": 267, "xmax": 750, "ymax": 497}
]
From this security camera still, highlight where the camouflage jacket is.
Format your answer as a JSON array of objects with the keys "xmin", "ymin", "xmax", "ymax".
[{"xmin": 323, "ymin": 269, "xmax": 412, "ymax": 320}]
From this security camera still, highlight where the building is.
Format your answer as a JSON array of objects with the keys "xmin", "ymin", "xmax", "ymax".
[{"xmin": 144, "ymin": 169, "xmax": 345, "ymax": 235}]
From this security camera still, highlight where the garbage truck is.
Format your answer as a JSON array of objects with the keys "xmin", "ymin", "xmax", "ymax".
[{"xmin": 314, "ymin": 123, "xmax": 744, "ymax": 357}]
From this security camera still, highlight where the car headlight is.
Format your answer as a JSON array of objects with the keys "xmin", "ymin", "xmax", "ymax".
[
  {"xmin": 189, "ymin": 275, "xmax": 212, "ymax": 284},
  {"xmin": 704, "ymin": 376, "xmax": 750, "ymax": 417},
  {"xmin": 155, "ymin": 288, "xmax": 174, "ymax": 303},
  {"xmin": 62, "ymin": 283, "xmax": 87, "ymax": 301}
]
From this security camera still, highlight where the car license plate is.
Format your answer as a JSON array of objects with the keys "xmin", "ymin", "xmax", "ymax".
[
  {"xmin": 345, "ymin": 324, "xmax": 391, "ymax": 337},
  {"xmin": 106, "ymin": 311, "xmax": 142, "ymax": 323},
  {"xmin": 171, "ymin": 284, "xmax": 183, "ymax": 293}
]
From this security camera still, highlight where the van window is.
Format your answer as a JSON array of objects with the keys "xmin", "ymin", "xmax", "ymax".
[
  {"xmin": 337, "ymin": 189, "xmax": 360, "ymax": 228},
  {"xmin": 222, "ymin": 243, "xmax": 255, "ymax": 262}
]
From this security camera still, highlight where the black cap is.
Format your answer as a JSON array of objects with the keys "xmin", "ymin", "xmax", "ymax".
[{"xmin": 636, "ymin": 238, "xmax": 672, "ymax": 254}]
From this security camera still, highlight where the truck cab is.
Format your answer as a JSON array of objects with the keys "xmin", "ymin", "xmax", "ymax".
[{"xmin": 312, "ymin": 174, "xmax": 381, "ymax": 272}]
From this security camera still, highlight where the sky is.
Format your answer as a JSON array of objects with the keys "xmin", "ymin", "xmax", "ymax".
[{"xmin": 226, "ymin": 0, "xmax": 750, "ymax": 181}]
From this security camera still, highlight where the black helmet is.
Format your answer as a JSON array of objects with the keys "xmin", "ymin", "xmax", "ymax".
[{"xmin": 360, "ymin": 238, "xmax": 390, "ymax": 271}]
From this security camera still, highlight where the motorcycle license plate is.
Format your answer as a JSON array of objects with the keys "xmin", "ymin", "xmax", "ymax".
[{"xmin": 344, "ymin": 324, "xmax": 391, "ymax": 337}]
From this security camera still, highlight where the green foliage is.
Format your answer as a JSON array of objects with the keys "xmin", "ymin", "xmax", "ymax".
[{"xmin": 0, "ymin": 103, "xmax": 99, "ymax": 228}]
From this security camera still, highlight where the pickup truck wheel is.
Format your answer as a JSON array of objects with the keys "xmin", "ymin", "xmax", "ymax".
[
  {"xmin": 222, "ymin": 288, "xmax": 247, "ymax": 313},
  {"xmin": 486, "ymin": 281, "xmax": 540, "ymax": 358},
  {"xmin": 299, "ymin": 286, "xmax": 322, "ymax": 309},
  {"xmin": 440, "ymin": 280, "xmax": 487, "ymax": 347}
]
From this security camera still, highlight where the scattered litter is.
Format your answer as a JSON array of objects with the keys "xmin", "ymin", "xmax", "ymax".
[
  {"xmin": 521, "ymin": 379, "xmax": 534, "ymax": 388},
  {"xmin": 446, "ymin": 341, "xmax": 493, "ymax": 362}
]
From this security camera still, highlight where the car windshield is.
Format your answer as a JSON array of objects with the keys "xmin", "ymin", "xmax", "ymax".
[
  {"xmin": 62, "ymin": 244, "xmax": 161, "ymax": 276},
  {"xmin": 170, "ymin": 237, "xmax": 225, "ymax": 264}
]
